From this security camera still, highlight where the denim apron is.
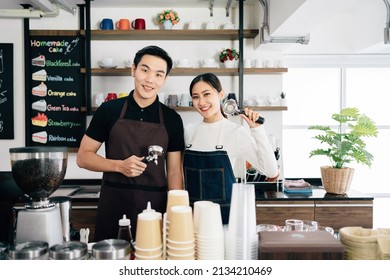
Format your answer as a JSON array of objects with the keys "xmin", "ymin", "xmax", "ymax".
[{"xmin": 183, "ymin": 123, "xmax": 235, "ymax": 224}]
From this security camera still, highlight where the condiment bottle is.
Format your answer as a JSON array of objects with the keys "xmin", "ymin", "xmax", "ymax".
[{"xmin": 117, "ymin": 214, "xmax": 135, "ymax": 259}]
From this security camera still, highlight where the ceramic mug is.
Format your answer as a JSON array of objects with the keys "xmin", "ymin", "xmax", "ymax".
[
  {"xmin": 244, "ymin": 58, "xmax": 254, "ymax": 68},
  {"xmin": 132, "ymin": 18, "xmax": 146, "ymax": 30},
  {"xmin": 179, "ymin": 94, "xmax": 190, "ymax": 107},
  {"xmin": 255, "ymin": 59, "xmax": 264, "ymax": 68},
  {"xmin": 175, "ymin": 58, "xmax": 190, "ymax": 67},
  {"xmin": 205, "ymin": 20, "xmax": 216, "ymax": 30},
  {"xmin": 100, "ymin": 18, "xmax": 114, "ymax": 30},
  {"xmin": 200, "ymin": 58, "xmax": 217, "ymax": 67},
  {"xmin": 116, "ymin": 18, "xmax": 130, "ymax": 30},
  {"xmin": 105, "ymin": 93, "xmax": 117, "ymax": 102},
  {"xmin": 223, "ymin": 22, "xmax": 235, "ymax": 29},
  {"xmin": 188, "ymin": 20, "xmax": 199, "ymax": 30},
  {"xmin": 165, "ymin": 95, "xmax": 178, "ymax": 107},
  {"xmin": 95, "ymin": 93, "xmax": 105, "ymax": 107},
  {"xmin": 98, "ymin": 57, "xmax": 115, "ymax": 68}
]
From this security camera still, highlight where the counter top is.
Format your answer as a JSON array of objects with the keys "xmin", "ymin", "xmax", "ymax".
[
  {"xmin": 254, "ymin": 179, "xmax": 373, "ymax": 201},
  {"xmin": 49, "ymin": 178, "xmax": 373, "ymax": 203}
]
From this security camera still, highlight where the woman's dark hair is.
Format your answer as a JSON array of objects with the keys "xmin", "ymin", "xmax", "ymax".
[
  {"xmin": 189, "ymin": 73, "xmax": 227, "ymax": 118},
  {"xmin": 133, "ymin": 45, "xmax": 173, "ymax": 75},
  {"xmin": 189, "ymin": 73, "xmax": 222, "ymax": 95}
]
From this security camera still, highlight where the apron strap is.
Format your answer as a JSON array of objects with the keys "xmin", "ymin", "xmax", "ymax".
[{"xmin": 188, "ymin": 120, "xmax": 225, "ymax": 150}]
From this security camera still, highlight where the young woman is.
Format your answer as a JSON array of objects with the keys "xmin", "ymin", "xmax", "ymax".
[{"xmin": 183, "ymin": 73, "xmax": 278, "ymax": 224}]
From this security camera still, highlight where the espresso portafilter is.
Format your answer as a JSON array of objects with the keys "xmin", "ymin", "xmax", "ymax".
[
  {"xmin": 222, "ymin": 99, "xmax": 265, "ymax": 124},
  {"xmin": 142, "ymin": 145, "xmax": 164, "ymax": 165}
]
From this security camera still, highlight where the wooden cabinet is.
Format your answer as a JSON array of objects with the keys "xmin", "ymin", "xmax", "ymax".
[
  {"xmin": 71, "ymin": 201, "xmax": 98, "ymax": 242},
  {"xmin": 256, "ymin": 200, "xmax": 314, "ymax": 226},
  {"xmin": 314, "ymin": 200, "xmax": 373, "ymax": 230},
  {"xmin": 255, "ymin": 190, "xmax": 373, "ymax": 231}
]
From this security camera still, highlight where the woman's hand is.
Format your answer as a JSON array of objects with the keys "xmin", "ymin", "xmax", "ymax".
[
  {"xmin": 120, "ymin": 155, "xmax": 147, "ymax": 177},
  {"xmin": 240, "ymin": 108, "xmax": 263, "ymax": 128}
]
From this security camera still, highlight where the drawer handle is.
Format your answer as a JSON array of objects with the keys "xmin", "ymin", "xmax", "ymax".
[
  {"xmin": 315, "ymin": 204, "xmax": 372, "ymax": 207},
  {"xmin": 256, "ymin": 204, "xmax": 313, "ymax": 208},
  {"xmin": 72, "ymin": 206, "xmax": 98, "ymax": 209}
]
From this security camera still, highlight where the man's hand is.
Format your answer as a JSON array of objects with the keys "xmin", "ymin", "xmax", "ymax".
[{"xmin": 120, "ymin": 155, "xmax": 147, "ymax": 177}]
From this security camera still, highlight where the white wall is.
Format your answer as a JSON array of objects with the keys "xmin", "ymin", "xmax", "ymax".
[{"xmin": 0, "ymin": 5, "xmax": 285, "ymax": 179}]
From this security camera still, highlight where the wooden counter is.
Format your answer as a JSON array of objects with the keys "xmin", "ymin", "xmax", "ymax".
[
  {"xmin": 254, "ymin": 182, "xmax": 373, "ymax": 231},
  {"xmin": 51, "ymin": 179, "xmax": 373, "ymax": 240}
]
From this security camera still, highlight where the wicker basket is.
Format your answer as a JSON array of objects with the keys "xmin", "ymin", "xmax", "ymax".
[
  {"xmin": 339, "ymin": 227, "xmax": 379, "ymax": 260},
  {"xmin": 320, "ymin": 166, "xmax": 354, "ymax": 194}
]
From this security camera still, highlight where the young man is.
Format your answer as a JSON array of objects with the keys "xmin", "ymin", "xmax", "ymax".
[{"xmin": 76, "ymin": 45, "xmax": 184, "ymax": 241}]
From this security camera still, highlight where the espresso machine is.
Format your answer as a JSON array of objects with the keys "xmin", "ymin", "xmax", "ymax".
[{"xmin": 9, "ymin": 146, "xmax": 68, "ymax": 246}]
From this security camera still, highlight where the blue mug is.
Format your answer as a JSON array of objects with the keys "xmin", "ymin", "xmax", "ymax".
[{"xmin": 100, "ymin": 18, "xmax": 114, "ymax": 30}]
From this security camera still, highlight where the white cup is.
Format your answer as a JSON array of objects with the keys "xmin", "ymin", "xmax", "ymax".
[
  {"xmin": 255, "ymin": 96, "xmax": 268, "ymax": 106},
  {"xmin": 267, "ymin": 96, "xmax": 280, "ymax": 106},
  {"xmin": 178, "ymin": 94, "xmax": 190, "ymax": 107},
  {"xmin": 200, "ymin": 58, "xmax": 217, "ymax": 67},
  {"xmin": 255, "ymin": 59, "xmax": 264, "ymax": 68},
  {"xmin": 123, "ymin": 59, "xmax": 132, "ymax": 68},
  {"xmin": 244, "ymin": 58, "xmax": 254, "ymax": 68},
  {"xmin": 99, "ymin": 57, "xmax": 114, "ymax": 67},
  {"xmin": 263, "ymin": 60, "xmax": 272, "ymax": 68},
  {"xmin": 188, "ymin": 21, "xmax": 199, "ymax": 30},
  {"xmin": 223, "ymin": 22, "xmax": 235, "ymax": 29},
  {"xmin": 95, "ymin": 93, "xmax": 105, "ymax": 107},
  {"xmin": 206, "ymin": 20, "xmax": 216, "ymax": 29},
  {"xmin": 196, "ymin": 203, "xmax": 223, "ymax": 238},
  {"xmin": 275, "ymin": 60, "xmax": 284, "ymax": 68},
  {"xmin": 175, "ymin": 58, "xmax": 190, "ymax": 67}
]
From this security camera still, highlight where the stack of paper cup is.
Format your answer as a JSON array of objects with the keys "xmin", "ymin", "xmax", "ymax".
[
  {"xmin": 194, "ymin": 201, "xmax": 225, "ymax": 260},
  {"xmin": 135, "ymin": 210, "xmax": 163, "ymax": 260},
  {"xmin": 163, "ymin": 190, "xmax": 190, "ymax": 259},
  {"xmin": 226, "ymin": 183, "xmax": 258, "ymax": 260},
  {"xmin": 166, "ymin": 190, "xmax": 190, "ymax": 215},
  {"xmin": 166, "ymin": 205, "xmax": 195, "ymax": 260}
]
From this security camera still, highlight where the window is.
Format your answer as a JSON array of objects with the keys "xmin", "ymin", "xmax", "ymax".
[{"xmin": 283, "ymin": 66, "xmax": 390, "ymax": 194}]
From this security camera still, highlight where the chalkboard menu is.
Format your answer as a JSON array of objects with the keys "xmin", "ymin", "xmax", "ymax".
[
  {"xmin": 27, "ymin": 34, "xmax": 85, "ymax": 148},
  {"xmin": 0, "ymin": 44, "xmax": 14, "ymax": 139}
]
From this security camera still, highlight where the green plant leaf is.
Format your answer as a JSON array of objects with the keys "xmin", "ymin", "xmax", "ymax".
[{"xmin": 308, "ymin": 107, "xmax": 378, "ymax": 168}]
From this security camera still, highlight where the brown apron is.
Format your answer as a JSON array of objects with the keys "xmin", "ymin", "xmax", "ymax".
[{"xmin": 94, "ymin": 99, "xmax": 168, "ymax": 241}]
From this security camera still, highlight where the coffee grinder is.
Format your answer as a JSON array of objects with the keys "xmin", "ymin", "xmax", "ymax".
[{"xmin": 9, "ymin": 147, "xmax": 68, "ymax": 246}]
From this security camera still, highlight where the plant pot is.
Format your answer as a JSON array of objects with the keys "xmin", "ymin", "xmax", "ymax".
[
  {"xmin": 320, "ymin": 166, "xmax": 354, "ymax": 194},
  {"xmin": 223, "ymin": 60, "xmax": 236, "ymax": 68},
  {"xmin": 163, "ymin": 20, "xmax": 173, "ymax": 30}
]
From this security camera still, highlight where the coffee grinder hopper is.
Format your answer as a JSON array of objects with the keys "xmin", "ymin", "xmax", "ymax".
[{"xmin": 9, "ymin": 146, "xmax": 68, "ymax": 246}]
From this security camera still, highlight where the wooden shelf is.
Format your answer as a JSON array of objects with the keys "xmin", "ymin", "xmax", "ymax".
[
  {"xmin": 83, "ymin": 106, "xmax": 287, "ymax": 112},
  {"xmin": 81, "ymin": 67, "xmax": 287, "ymax": 76},
  {"xmin": 80, "ymin": 29, "xmax": 259, "ymax": 40},
  {"xmin": 173, "ymin": 106, "xmax": 287, "ymax": 111},
  {"xmin": 30, "ymin": 30, "xmax": 80, "ymax": 36},
  {"xmin": 81, "ymin": 68, "xmax": 132, "ymax": 76}
]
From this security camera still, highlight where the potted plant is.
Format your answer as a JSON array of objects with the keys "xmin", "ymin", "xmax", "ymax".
[
  {"xmin": 156, "ymin": 9, "xmax": 180, "ymax": 29},
  {"xmin": 218, "ymin": 48, "xmax": 239, "ymax": 68},
  {"xmin": 308, "ymin": 107, "xmax": 378, "ymax": 194}
]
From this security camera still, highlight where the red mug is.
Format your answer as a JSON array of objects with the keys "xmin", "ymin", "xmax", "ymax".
[
  {"xmin": 105, "ymin": 93, "xmax": 117, "ymax": 102},
  {"xmin": 132, "ymin": 18, "xmax": 146, "ymax": 30}
]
